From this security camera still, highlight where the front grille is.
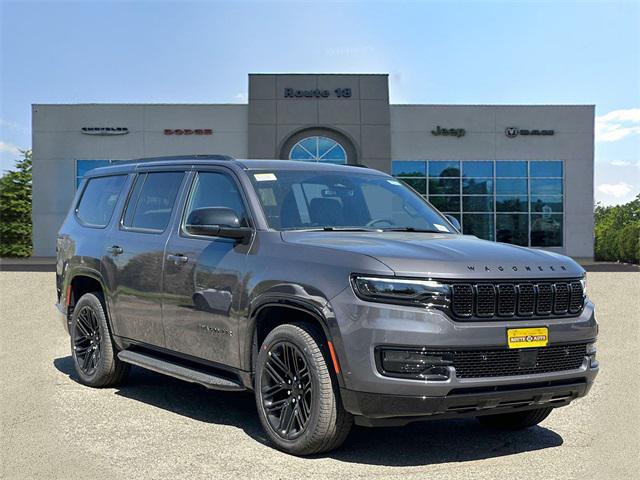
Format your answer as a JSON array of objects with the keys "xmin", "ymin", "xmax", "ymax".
[
  {"xmin": 452, "ymin": 343, "xmax": 587, "ymax": 378},
  {"xmin": 451, "ymin": 279, "xmax": 584, "ymax": 320}
]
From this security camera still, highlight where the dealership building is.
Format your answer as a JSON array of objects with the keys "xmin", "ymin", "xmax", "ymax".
[{"xmin": 32, "ymin": 73, "xmax": 595, "ymax": 258}]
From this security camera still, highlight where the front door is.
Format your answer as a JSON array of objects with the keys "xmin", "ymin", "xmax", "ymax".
[
  {"xmin": 162, "ymin": 170, "xmax": 252, "ymax": 367},
  {"xmin": 103, "ymin": 170, "xmax": 187, "ymax": 347}
]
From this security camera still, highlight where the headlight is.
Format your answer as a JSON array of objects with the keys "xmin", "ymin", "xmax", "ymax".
[
  {"xmin": 351, "ymin": 275, "xmax": 451, "ymax": 309},
  {"xmin": 580, "ymin": 275, "xmax": 587, "ymax": 296}
]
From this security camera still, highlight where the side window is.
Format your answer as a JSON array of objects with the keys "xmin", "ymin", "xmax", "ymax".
[
  {"xmin": 184, "ymin": 172, "xmax": 249, "ymax": 228},
  {"xmin": 122, "ymin": 171, "xmax": 185, "ymax": 232},
  {"xmin": 76, "ymin": 175, "xmax": 127, "ymax": 227}
]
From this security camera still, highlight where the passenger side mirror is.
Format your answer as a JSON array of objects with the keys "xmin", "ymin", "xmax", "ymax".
[
  {"xmin": 185, "ymin": 207, "xmax": 252, "ymax": 243},
  {"xmin": 445, "ymin": 214, "xmax": 461, "ymax": 232}
]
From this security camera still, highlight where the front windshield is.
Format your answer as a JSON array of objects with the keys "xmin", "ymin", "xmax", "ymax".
[{"xmin": 248, "ymin": 170, "xmax": 455, "ymax": 233}]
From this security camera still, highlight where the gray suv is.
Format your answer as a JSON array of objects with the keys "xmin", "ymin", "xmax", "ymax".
[{"xmin": 56, "ymin": 156, "xmax": 598, "ymax": 455}]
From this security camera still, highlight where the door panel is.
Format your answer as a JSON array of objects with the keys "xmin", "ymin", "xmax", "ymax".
[
  {"xmin": 104, "ymin": 171, "xmax": 186, "ymax": 346},
  {"xmin": 162, "ymin": 171, "xmax": 251, "ymax": 367}
]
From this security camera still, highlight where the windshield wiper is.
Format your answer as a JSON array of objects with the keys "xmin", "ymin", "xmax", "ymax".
[
  {"xmin": 286, "ymin": 227, "xmax": 382, "ymax": 232},
  {"xmin": 381, "ymin": 227, "xmax": 451, "ymax": 233}
]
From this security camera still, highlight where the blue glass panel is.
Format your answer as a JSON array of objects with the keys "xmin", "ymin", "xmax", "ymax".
[
  {"xmin": 317, "ymin": 137, "xmax": 337, "ymax": 158},
  {"xmin": 462, "ymin": 161, "xmax": 493, "ymax": 177},
  {"xmin": 400, "ymin": 178, "xmax": 427, "ymax": 194},
  {"xmin": 392, "ymin": 161, "xmax": 426, "ymax": 177},
  {"xmin": 463, "ymin": 196, "xmax": 493, "ymax": 212},
  {"xmin": 531, "ymin": 214, "xmax": 563, "ymax": 246},
  {"xmin": 428, "ymin": 195, "xmax": 460, "ymax": 212},
  {"xmin": 496, "ymin": 178, "xmax": 528, "ymax": 194},
  {"xmin": 290, "ymin": 144, "xmax": 315, "ymax": 161},
  {"xmin": 496, "ymin": 213, "xmax": 528, "ymax": 246},
  {"xmin": 429, "ymin": 161, "xmax": 461, "ymax": 177},
  {"xmin": 463, "ymin": 214, "xmax": 494, "ymax": 241},
  {"xmin": 299, "ymin": 137, "xmax": 318, "ymax": 157},
  {"xmin": 530, "ymin": 161, "xmax": 562, "ymax": 177},
  {"xmin": 429, "ymin": 178, "xmax": 460, "ymax": 195},
  {"xmin": 321, "ymin": 143, "xmax": 346, "ymax": 162},
  {"xmin": 496, "ymin": 161, "xmax": 527, "ymax": 177},
  {"xmin": 462, "ymin": 178, "xmax": 493, "ymax": 194},
  {"xmin": 531, "ymin": 178, "xmax": 563, "ymax": 195},
  {"xmin": 496, "ymin": 195, "xmax": 528, "ymax": 212},
  {"xmin": 531, "ymin": 195, "xmax": 563, "ymax": 213}
]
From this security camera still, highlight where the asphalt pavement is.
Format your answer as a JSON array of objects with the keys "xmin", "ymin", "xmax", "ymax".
[{"xmin": 1, "ymin": 271, "xmax": 638, "ymax": 479}]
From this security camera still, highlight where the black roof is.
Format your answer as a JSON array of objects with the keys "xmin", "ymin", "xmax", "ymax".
[{"xmin": 83, "ymin": 156, "xmax": 385, "ymax": 177}]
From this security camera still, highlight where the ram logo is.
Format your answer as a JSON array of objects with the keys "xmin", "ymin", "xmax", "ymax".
[{"xmin": 505, "ymin": 127, "xmax": 519, "ymax": 138}]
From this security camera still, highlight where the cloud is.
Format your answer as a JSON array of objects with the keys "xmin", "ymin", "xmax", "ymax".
[
  {"xmin": 233, "ymin": 92, "xmax": 247, "ymax": 103},
  {"xmin": 0, "ymin": 141, "xmax": 21, "ymax": 155},
  {"xmin": 595, "ymin": 108, "xmax": 640, "ymax": 142},
  {"xmin": 597, "ymin": 182, "xmax": 634, "ymax": 198},
  {"xmin": 610, "ymin": 160, "xmax": 640, "ymax": 168}
]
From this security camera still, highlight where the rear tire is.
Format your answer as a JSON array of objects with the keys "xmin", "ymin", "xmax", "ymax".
[
  {"xmin": 70, "ymin": 292, "xmax": 129, "ymax": 387},
  {"xmin": 477, "ymin": 407, "xmax": 553, "ymax": 430},
  {"xmin": 254, "ymin": 323, "xmax": 352, "ymax": 455}
]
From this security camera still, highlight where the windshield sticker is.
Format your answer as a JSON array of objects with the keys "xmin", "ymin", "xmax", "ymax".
[
  {"xmin": 254, "ymin": 173, "xmax": 277, "ymax": 182},
  {"xmin": 387, "ymin": 179, "xmax": 402, "ymax": 185},
  {"xmin": 433, "ymin": 223, "xmax": 450, "ymax": 232}
]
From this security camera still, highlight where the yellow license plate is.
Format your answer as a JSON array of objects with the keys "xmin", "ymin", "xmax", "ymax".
[{"xmin": 507, "ymin": 327, "xmax": 549, "ymax": 349}]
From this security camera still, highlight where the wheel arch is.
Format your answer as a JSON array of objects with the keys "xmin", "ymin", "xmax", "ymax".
[
  {"xmin": 66, "ymin": 268, "xmax": 116, "ymax": 336},
  {"xmin": 246, "ymin": 296, "xmax": 345, "ymax": 388}
]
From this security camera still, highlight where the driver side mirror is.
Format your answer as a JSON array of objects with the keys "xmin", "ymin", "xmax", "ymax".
[
  {"xmin": 185, "ymin": 207, "xmax": 253, "ymax": 243},
  {"xmin": 445, "ymin": 214, "xmax": 461, "ymax": 232}
]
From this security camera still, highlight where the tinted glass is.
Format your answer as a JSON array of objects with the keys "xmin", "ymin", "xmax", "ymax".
[
  {"xmin": 463, "ymin": 213, "xmax": 494, "ymax": 241},
  {"xmin": 462, "ymin": 178, "xmax": 493, "ymax": 194},
  {"xmin": 429, "ymin": 178, "xmax": 460, "ymax": 195},
  {"xmin": 531, "ymin": 178, "xmax": 563, "ymax": 195},
  {"xmin": 530, "ymin": 161, "xmax": 562, "ymax": 177},
  {"xmin": 123, "ymin": 172, "xmax": 184, "ymax": 232},
  {"xmin": 249, "ymin": 171, "xmax": 453, "ymax": 232},
  {"xmin": 496, "ymin": 161, "xmax": 527, "ymax": 177},
  {"xmin": 185, "ymin": 172, "xmax": 248, "ymax": 227},
  {"xmin": 429, "ymin": 161, "xmax": 460, "ymax": 177},
  {"xmin": 531, "ymin": 195, "xmax": 563, "ymax": 213},
  {"xmin": 463, "ymin": 196, "xmax": 493, "ymax": 212},
  {"xmin": 76, "ymin": 175, "xmax": 126, "ymax": 227},
  {"xmin": 400, "ymin": 177, "xmax": 426, "ymax": 194},
  {"xmin": 496, "ymin": 213, "xmax": 529, "ymax": 246},
  {"xmin": 392, "ymin": 161, "xmax": 426, "ymax": 177},
  {"xmin": 531, "ymin": 214, "xmax": 563, "ymax": 246},
  {"xmin": 496, "ymin": 178, "xmax": 528, "ymax": 195},
  {"xmin": 76, "ymin": 160, "xmax": 110, "ymax": 188},
  {"xmin": 462, "ymin": 161, "xmax": 493, "ymax": 177},
  {"xmin": 496, "ymin": 195, "xmax": 528, "ymax": 212}
]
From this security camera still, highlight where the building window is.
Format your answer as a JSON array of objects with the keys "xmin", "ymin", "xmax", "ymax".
[
  {"xmin": 76, "ymin": 159, "xmax": 123, "ymax": 188},
  {"xmin": 392, "ymin": 160, "xmax": 564, "ymax": 247},
  {"xmin": 289, "ymin": 136, "xmax": 347, "ymax": 164}
]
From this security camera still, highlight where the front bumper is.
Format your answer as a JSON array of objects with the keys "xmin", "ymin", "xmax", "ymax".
[
  {"xmin": 329, "ymin": 288, "xmax": 599, "ymax": 414},
  {"xmin": 342, "ymin": 378, "xmax": 590, "ymax": 426}
]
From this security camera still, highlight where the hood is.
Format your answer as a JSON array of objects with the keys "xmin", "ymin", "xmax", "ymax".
[{"xmin": 281, "ymin": 231, "xmax": 584, "ymax": 280}]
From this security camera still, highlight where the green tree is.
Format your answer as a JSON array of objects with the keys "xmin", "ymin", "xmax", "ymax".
[
  {"xmin": 0, "ymin": 149, "xmax": 32, "ymax": 257},
  {"xmin": 594, "ymin": 193, "xmax": 640, "ymax": 264}
]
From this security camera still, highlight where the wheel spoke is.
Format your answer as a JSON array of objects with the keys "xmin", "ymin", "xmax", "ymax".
[
  {"xmin": 264, "ymin": 362, "xmax": 286, "ymax": 386},
  {"xmin": 262, "ymin": 382, "xmax": 287, "ymax": 397}
]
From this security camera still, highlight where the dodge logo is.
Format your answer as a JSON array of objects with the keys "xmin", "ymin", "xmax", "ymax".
[{"xmin": 505, "ymin": 127, "xmax": 519, "ymax": 138}]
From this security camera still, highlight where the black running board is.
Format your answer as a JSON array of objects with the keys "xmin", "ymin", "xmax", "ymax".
[{"xmin": 118, "ymin": 350, "xmax": 245, "ymax": 391}]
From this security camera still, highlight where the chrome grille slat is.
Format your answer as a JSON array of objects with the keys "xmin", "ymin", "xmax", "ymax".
[{"xmin": 450, "ymin": 279, "xmax": 585, "ymax": 320}]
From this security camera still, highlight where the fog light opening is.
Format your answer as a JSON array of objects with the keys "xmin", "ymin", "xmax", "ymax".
[{"xmin": 380, "ymin": 349, "xmax": 452, "ymax": 381}]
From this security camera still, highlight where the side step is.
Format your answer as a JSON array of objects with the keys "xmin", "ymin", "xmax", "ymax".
[{"xmin": 118, "ymin": 350, "xmax": 245, "ymax": 391}]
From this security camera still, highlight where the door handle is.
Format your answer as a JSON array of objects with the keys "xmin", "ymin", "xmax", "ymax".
[
  {"xmin": 167, "ymin": 253, "xmax": 189, "ymax": 264},
  {"xmin": 107, "ymin": 245, "xmax": 123, "ymax": 255}
]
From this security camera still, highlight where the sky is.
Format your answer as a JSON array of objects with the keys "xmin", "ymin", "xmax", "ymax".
[{"xmin": 1, "ymin": 0, "xmax": 638, "ymax": 205}]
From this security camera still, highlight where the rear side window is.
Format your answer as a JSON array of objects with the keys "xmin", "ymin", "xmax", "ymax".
[
  {"xmin": 122, "ymin": 171, "xmax": 185, "ymax": 232},
  {"xmin": 76, "ymin": 175, "xmax": 127, "ymax": 227}
]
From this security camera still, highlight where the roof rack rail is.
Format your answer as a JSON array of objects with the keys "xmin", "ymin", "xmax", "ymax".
[
  {"xmin": 351, "ymin": 163, "xmax": 369, "ymax": 168},
  {"xmin": 131, "ymin": 154, "xmax": 236, "ymax": 162}
]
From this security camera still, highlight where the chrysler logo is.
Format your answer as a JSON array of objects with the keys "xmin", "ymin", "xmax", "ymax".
[{"xmin": 81, "ymin": 127, "xmax": 129, "ymax": 136}]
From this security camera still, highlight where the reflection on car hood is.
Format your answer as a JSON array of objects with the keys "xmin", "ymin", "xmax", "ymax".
[{"xmin": 281, "ymin": 231, "xmax": 584, "ymax": 279}]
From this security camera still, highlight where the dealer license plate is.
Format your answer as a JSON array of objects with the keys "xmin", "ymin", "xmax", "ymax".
[{"xmin": 507, "ymin": 327, "xmax": 549, "ymax": 349}]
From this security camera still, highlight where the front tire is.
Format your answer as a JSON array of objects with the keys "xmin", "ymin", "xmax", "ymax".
[
  {"xmin": 477, "ymin": 407, "xmax": 553, "ymax": 430},
  {"xmin": 255, "ymin": 323, "xmax": 352, "ymax": 455},
  {"xmin": 70, "ymin": 292, "xmax": 129, "ymax": 387}
]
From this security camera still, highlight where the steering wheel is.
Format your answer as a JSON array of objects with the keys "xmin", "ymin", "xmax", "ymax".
[{"xmin": 366, "ymin": 218, "xmax": 395, "ymax": 228}]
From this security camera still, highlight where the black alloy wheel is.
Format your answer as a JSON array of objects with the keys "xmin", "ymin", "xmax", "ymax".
[
  {"xmin": 261, "ymin": 341, "xmax": 313, "ymax": 440},
  {"xmin": 73, "ymin": 305, "xmax": 102, "ymax": 376}
]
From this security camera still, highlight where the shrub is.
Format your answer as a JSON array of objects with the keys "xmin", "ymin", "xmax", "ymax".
[
  {"xmin": 0, "ymin": 150, "xmax": 32, "ymax": 257},
  {"xmin": 594, "ymin": 194, "xmax": 640, "ymax": 264}
]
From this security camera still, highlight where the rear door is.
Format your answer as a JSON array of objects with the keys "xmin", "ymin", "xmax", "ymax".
[
  {"xmin": 102, "ymin": 169, "xmax": 187, "ymax": 347},
  {"xmin": 162, "ymin": 169, "xmax": 252, "ymax": 367}
]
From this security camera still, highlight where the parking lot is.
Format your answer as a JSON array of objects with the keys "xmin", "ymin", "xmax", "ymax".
[{"xmin": 1, "ymin": 269, "xmax": 638, "ymax": 479}]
